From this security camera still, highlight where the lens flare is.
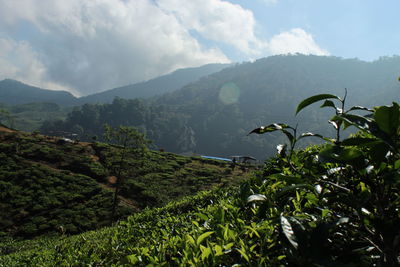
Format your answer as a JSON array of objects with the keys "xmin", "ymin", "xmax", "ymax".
[{"xmin": 219, "ymin": 82, "xmax": 240, "ymax": 104}]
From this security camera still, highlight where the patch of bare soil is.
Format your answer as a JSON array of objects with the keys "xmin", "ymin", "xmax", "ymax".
[
  {"xmin": 107, "ymin": 176, "xmax": 117, "ymax": 184},
  {"xmin": 0, "ymin": 125, "xmax": 15, "ymax": 133},
  {"xmin": 90, "ymin": 154, "xmax": 100, "ymax": 161}
]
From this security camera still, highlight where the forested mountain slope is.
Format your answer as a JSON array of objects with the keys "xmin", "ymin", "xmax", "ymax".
[
  {"xmin": 78, "ymin": 63, "xmax": 230, "ymax": 104},
  {"xmin": 41, "ymin": 55, "xmax": 400, "ymax": 159}
]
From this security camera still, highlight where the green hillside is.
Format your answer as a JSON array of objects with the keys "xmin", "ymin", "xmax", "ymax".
[
  {"xmin": 1, "ymin": 93, "xmax": 399, "ymax": 266},
  {"xmin": 0, "ymin": 125, "xmax": 250, "ymax": 241}
]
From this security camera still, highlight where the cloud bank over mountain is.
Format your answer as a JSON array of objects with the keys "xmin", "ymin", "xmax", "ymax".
[{"xmin": 0, "ymin": 0, "xmax": 327, "ymax": 96}]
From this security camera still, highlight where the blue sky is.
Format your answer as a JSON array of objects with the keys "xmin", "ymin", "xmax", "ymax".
[
  {"xmin": 230, "ymin": 0, "xmax": 400, "ymax": 61},
  {"xmin": 0, "ymin": 0, "xmax": 399, "ymax": 96}
]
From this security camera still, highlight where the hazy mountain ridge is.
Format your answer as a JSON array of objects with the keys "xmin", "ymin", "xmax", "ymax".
[
  {"xmin": 78, "ymin": 63, "xmax": 231, "ymax": 104},
  {"xmin": 0, "ymin": 79, "xmax": 77, "ymax": 106},
  {"xmin": 0, "ymin": 63, "xmax": 231, "ymax": 107}
]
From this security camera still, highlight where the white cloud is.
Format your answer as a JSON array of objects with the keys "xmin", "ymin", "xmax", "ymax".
[
  {"xmin": 0, "ymin": 0, "xmax": 230, "ymax": 95},
  {"xmin": 268, "ymin": 28, "xmax": 329, "ymax": 56},
  {"xmin": 0, "ymin": 37, "xmax": 77, "ymax": 94},
  {"xmin": 157, "ymin": 0, "xmax": 267, "ymax": 56},
  {"xmin": 0, "ymin": 0, "xmax": 328, "ymax": 96}
]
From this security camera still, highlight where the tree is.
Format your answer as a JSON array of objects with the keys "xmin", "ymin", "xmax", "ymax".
[{"xmin": 103, "ymin": 124, "xmax": 151, "ymax": 220}]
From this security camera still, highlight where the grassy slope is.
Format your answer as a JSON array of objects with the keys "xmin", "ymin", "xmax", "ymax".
[{"xmin": 0, "ymin": 126, "xmax": 252, "ymax": 243}]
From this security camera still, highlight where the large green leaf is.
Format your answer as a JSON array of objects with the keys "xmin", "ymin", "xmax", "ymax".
[
  {"xmin": 280, "ymin": 216, "xmax": 305, "ymax": 250},
  {"xmin": 248, "ymin": 123, "xmax": 296, "ymax": 146},
  {"xmin": 341, "ymin": 137, "xmax": 379, "ymax": 147},
  {"xmin": 318, "ymin": 144, "xmax": 363, "ymax": 164},
  {"xmin": 331, "ymin": 114, "xmax": 372, "ymax": 131},
  {"xmin": 298, "ymin": 132, "xmax": 334, "ymax": 143},
  {"xmin": 348, "ymin": 106, "xmax": 373, "ymax": 112},
  {"xmin": 247, "ymin": 194, "xmax": 267, "ymax": 203},
  {"xmin": 196, "ymin": 231, "xmax": 214, "ymax": 246},
  {"xmin": 296, "ymin": 94, "xmax": 340, "ymax": 115},
  {"xmin": 320, "ymin": 99, "xmax": 337, "ymax": 109},
  {"xmin": 281, "ymin": 216, "xmax": 298, "ymax": 249},
  {"xmin": 281, "ymin": 129, "xmax": 295, "ymax": 145},
  {"xmin": 335, "ymin": 113, "xmax": 394, "ymax": 146},
  {"xmin": 374, "ymin": 103, "xmax": 400, "ymax": 135},
  {"xmin": 247, "ymin": 123, "xmax": 291, "ymax": 135}
]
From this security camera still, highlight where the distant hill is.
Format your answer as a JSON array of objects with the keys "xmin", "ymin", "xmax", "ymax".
[
  {"xmin": 0, "ymin": 64, "xmax": 230, "ymax": 107},
  {"xmin": 0, "ymin": 64, "xmax": 230, "ymax": 131},
  {"xmin": 41, "ymin": 55, "xmax": 400, "ymax": 159},
  {"xmin": 78, "ymin": 63, "xmax": 231, "ymax": 104},
  {"xmin": 0, "ymin": 79, "xmax": 78, "ymax": 106}
]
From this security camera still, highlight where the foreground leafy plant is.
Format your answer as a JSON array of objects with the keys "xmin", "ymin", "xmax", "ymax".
[{"xmin": 249, "ymin": 91, "xmax": 400, "ymax": 266}]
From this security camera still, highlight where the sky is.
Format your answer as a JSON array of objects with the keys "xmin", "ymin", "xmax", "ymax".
[{"xmin": 0, "ymin": 0, "xmax": 399, "ymax": 96}]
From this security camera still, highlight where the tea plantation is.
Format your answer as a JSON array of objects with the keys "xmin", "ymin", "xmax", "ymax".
[
  {"xmin": 1, "ymin": 92, "xmax": 399, "ymax": 266},
  {"xmin": 0, "ymin": 126, "xmax": 250, "ymax": 243}
]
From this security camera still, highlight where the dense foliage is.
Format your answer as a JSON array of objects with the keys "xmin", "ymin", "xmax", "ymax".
[
  {"xmin": 0, "ymin": 130, "xmax": 117, "ymax": 240},
  {"xmin": 2, "ymin": 93, "xmax": 399, "ymax": 266},
  {"xmin": 0, "ymin": 127, "xmax": 249, "ymax": 241}
]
